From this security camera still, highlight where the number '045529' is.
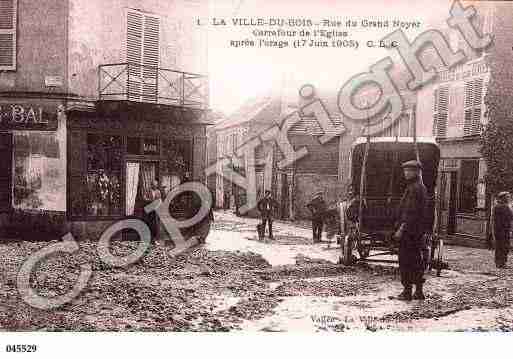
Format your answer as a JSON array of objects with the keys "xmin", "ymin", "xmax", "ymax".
[{"xmin": 5, "ymin": 344, "xmax": 37, "ymax": 353}]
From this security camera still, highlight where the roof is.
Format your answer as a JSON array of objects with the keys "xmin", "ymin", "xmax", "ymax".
[
  {"xmin": 214, "ymin": 96, "xmax": 282, "ymax": 130},
  {"xmin": 287, "ymin": 114, "xmax": 345, "ymax": 136}
]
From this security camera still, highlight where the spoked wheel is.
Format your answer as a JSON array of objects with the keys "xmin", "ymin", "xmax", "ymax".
[
  {"xmin": 341, "ymin": 233, "xmax": 356, "ymax": 266},
  {"xmin": 357, "ymin": 245, "xmax": 370, "ymax": 259},
  {"xmin": 424, "ymin": 234, "xmax": 434, "ymax": 271},
  {"xmin": 430, "ymin": 237, "xmax": 445, "ymax": 277},
  {"xmin": 435, "ymin": 238, "xmax": 444, "ymax": 276}
]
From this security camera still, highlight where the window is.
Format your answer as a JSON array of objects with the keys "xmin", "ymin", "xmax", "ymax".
[
  {"xmin": 463, "ymin": 78, "xmax": 483, "ymax": 136},
  {"xmin": 85, "ymin": 135, "xmax": 123, "ymax": 216},
  {"xmin": 0, "ymin": 0, "xmax": 17, "ymax": 70},
  {"xmin": 459, "ymin": 160, "xmax": 479, "ymax": 213},
  {"xmin": 127, "ymin": 9, "xmax": 160, "ymax": 102},
  {"xmin": 162, "ymin": 139, "xmax": 192, "ymax": 179},
  {"xmin": 433, "ymin": 85, "xmax": 449, "ymax": 138},
  {"xmin": 69, "ymin": 134, "xmax": 123, "ymax": 217}
]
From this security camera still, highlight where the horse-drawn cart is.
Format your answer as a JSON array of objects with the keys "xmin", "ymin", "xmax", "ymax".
[{"xmin": 337, "ymin": 137, "xmax": 445, "ymax": 276}]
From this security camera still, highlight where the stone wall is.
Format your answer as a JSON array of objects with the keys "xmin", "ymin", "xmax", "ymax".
[{"xmin": 0, "ymin": 0, "xmax": 68, "ymax": 93}]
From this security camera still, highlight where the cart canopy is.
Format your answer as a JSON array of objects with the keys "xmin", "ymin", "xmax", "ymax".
[
  {"xmin": 350, "ymin": 137, "xmax": 440, "ymax": 233},
  {"xmin": 351, "ymin": 137, "xmax": 440, "ymax": 198}
]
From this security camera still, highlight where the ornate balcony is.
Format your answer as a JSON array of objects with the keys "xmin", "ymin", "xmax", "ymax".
[{"xmin": 98, "ymin": 63, "xmax": 208, "ymax": 110}]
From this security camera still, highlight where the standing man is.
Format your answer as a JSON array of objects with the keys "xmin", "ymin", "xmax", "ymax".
[
  {"xmin": 307, "ymin": 191, "xmax": 328, "ymax": 243},
  {"xmin": 493, "ymin": 191, "xmax": 513, "ymax": 268},
  {"xmin": 393, "ymin": 160, "xmax": 428, "ymax": 301},
  {"xmin": 257, "ymin": 190, "xmax": 278, "ymax": 240},
  {"xmin": 146, "ymin": 179, "xmax": 163, "ymax": 242}
]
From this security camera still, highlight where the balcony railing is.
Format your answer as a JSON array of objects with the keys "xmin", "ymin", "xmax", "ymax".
[{"xmin": 98, "ymin": 63, "xmax": 208, "ymax": 110}]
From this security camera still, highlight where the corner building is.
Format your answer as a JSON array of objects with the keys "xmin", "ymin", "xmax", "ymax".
[{"xmin": 0, "ymin": 0, "xmax": 210, "ymax": 240}]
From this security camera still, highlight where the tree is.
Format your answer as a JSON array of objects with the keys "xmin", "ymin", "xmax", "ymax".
[{"xmin": 480, "ymin": 3, "xmax": 513, "ymax": 195}]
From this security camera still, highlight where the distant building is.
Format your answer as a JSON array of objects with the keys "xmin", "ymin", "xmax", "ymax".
[
  {"xmin": 275, "ymin": 89, "xmax": 346, "ymax": 220},
  {"xmin": 208, "ymin": 90, "xmax": 347, "ymax": 220},
  {"xmin": 208, "ymin": 97, "xmax": 281, "ymax": 215}
]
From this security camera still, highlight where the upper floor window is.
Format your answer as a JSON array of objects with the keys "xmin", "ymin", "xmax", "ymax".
[
  {"xmin": 463, "ymin": 78, "xmax": 484, "ymax": 137},
  {"xmin": 0, "ymin": 0, "xmax": 17, "ymax": 70},
  {"xmin": 433, "ymin": 85, "xmax": 449, "ymax": 139},
  {"xmin": 126, "ymin": 9, "xmax": 160, "ymax": 102}
]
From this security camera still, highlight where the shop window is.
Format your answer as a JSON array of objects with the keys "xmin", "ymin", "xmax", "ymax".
[
  {"xmin": 161, "ymin": 140, "xmax": 192, "ymax": 192},
  {"xmin": 13, "ymin": 133, "xmax": 63, "ymax": 211},
  {"xmin": 70, "ymin": 134, "xmax": 123, "ymax": 217},
  {"xmin": 459, "ymin": 160, "xmax": 479, "ymax": 213},
  {"xmin": 0, "ymin": 0, "xmax": 17, "ymax": 70}
]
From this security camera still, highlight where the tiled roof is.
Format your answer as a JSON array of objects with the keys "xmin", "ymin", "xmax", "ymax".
[
  {"xmin": 214, "ymin": 96, "xmax": 282, "ymax": 130},
  {"xmin": 288, "ymin": 115, "xmax": 345, "ymax": 136}
]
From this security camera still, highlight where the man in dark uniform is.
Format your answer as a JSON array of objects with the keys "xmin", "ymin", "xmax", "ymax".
[
  {"xmin": 257, "ymin": 190, "xmax": 278, "ymax": 239},
  {"xmin": 493, "ymin": 191, "xmax": 513, "ymax": 268},
  {"xmin": 393, "ymin": 160, "xmax": 428, "ymax": 301},
  {"xmin": 307, "ymin": 191, "xmax": 328, "ymax": 243}
]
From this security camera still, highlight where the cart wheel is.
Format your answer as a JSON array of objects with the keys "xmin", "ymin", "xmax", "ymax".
[
  {"xmin": 358, "ymin": 246, "xmax": 370, "ymax": 259},
  {"xmin": 428, "ymin": 235, "xmax": 436, "ymax": 270},
  {"xmin": 341, "ymin": 234, "xmax": 355, "ymax": 266},
  {"xmin": 436, "ymin": 238, "xmax": 444, "ymax": 277},
  {"xmin": 424, "ymin": 234, "xmax": 433, "ymax": 271}
]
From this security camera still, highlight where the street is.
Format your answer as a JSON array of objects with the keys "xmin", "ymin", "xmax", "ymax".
[{"xmin": 1, "ymin": 210, "xmax": 513, "ymax": 332}]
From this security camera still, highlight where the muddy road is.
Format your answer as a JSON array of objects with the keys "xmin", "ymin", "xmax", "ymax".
[{"xmin": 1, "ymin": 210, "xmax": 512, "ymax": 332}]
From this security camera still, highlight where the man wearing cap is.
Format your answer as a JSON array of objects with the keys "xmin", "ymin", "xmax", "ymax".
[
  {"xmin": 257, "ymin": 190, "xmax": 279, "ymax": 240},
  {"xmin": 493, "ymin": 191, "xmax": 513, "ymax": 268},
  {"xmin": 393, "ymin": 160, "xmax": 429, "ymax": 301},
  {"xmin": 307, "ymin": 191, "xmax": 328, "ymax": 243}
]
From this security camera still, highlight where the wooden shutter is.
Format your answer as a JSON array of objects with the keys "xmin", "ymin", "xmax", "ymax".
[
  {"xmin": 0, "ymin": 0, "xmax": 17, "ymax": 70},
  {"xmin": 127, "ymin": 10, "xmax": 159, "ymax": 102},
  {"xmin": 142, "ymin": 15, "xmax": 159, "ymax": 102},
  {"xmin": 434, "ymin": 86, "xmax": 448, "ymax": 138},
  {"xmin": 127, "ymin": 11, "xmax": 143, "ymax": 101},
  {"xmin": 464, "ymin": 78, "xmax": 483, "ymax": 136}
]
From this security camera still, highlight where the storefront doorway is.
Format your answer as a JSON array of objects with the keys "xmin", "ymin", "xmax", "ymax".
[
  {"xmin": 0, "ymin": 133, "xmax": 12, "ymax": 212},
  {"xmin": 446, "ymin": 171, "xmax": 458, "ymax": 235},
  {"xmin": 125, "ymin": 161, "xmax": 160, "ymax": 217}
]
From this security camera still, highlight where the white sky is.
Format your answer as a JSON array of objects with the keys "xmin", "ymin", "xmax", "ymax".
[{"xmin": 206, "ymin": 0, "xmax": 455, "ymax": 115}]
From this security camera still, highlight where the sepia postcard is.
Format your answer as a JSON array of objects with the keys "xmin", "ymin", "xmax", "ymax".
[{"xmin": 0, "ymin": 0, "xmax": 512, "ymax": 356}]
